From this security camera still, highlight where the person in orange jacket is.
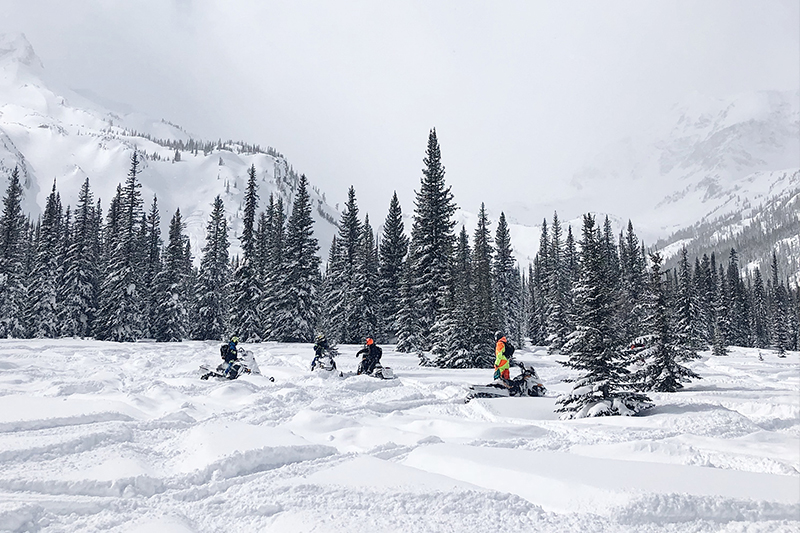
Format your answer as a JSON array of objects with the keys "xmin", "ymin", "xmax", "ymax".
[{"xmin": 493, "ymin": 331, "xmax": 513, "ymax": 380}]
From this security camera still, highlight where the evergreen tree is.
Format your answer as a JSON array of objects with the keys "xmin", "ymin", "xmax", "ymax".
[
  {"xmin": 546, "ymin": 212, "xmax": 570, "ymax": 352},
  {"xmin": 619, "ymin": 221, "xmax": 647, "ymax": 344},
  {"xmin": 770, "ymin": 252, "xmax": 790, "ymax": 356},
  {"xmin": 556, "ymin": 214, "xmax": 651, "ymax": 419},
  {"xmin": 674, "ymin": 247, "xmax": 706, "ymax": 350},
  {"xmin": 153, "ymin": 209, "xmax": 190, "ymax": 341},
  {"xmin": 725, "ymin": 249, "xmax": 750, "ymax": 347},
  {"xmin": 751, "ymin": 267, "xmax": 770, "ymax": 349},
  {"xmin": 270, "ymin": 175, "xmax": 320, "ymax": 342},
  {"xmin": 712, "ymin": 263, "xmax": 729, "ymax": 356},
  {"xmin": 629, "ymin": 252, "xmax": 701, "ymax": 392},
  {"xmin": 229, "ymin": 164, "xmax": 262, "ymax": 341},
  {"xmin": 27, "ymin": 181, "xmax": 62, "ymax": 338},
  {"xmin": 533, "ymin": 218, "xmax": 550, "ymax": 345},
  {"xmin": 355, "ymin": 215, "xmax": 380, "ymax": 338},
  {"xmin": 0, "ymin": 166, "xmax": 26, "ymax": 338},
  {"xmin": 262, "ymin": 196, "xmax": 286, "ymax": 339},
  {"xmin": 494, "ymin": 212, "xmax": 522, "ymax": 346},
  {"xmin": 377, "ymin": 192, "xmax": 408, "ymax": 341},
  {"xmin": 471, "ymin": 203, "xmax": 495, "ymax": 357},
  {"xmin": 433, "ymin": 226, "xmax": 487, "ymax": 367},
  {"xmin": 397, "ymin": 129, "xmax": 456, "ymax": 352},
  {"xmin": 96, "ymin": 151, "xmax": 146, "ymax": 341},
  {"xmin": 192, "ymin": 196, "xmax": 230, "ymax": 340},
  {"xmin": 142, "ymin": 195, "xmax": 162, "ymax": 337}
]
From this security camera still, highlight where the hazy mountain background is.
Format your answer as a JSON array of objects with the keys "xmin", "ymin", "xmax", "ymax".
[{"xmin": 1, "ymin": 32, "xmax": 798, "ymax": 280}]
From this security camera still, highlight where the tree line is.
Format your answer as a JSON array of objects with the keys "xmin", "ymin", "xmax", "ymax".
[{"xmin": 0, "ymin": 129, "xmax": 798, "ymax": 417}]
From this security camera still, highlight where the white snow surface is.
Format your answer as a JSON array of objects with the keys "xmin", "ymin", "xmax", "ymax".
[{"xmin": 0, "ymin": 340, "xmax": 797, "ymax": 532}]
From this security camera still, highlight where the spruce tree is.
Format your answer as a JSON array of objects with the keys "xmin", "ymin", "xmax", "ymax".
[
  {"xmin": 355, "ymin": 215, "xmax": 379, "ymax": 338},
  {"xmin": 0, "ymin": 167, "xmax": 26, "ymax": 338},
  {"xmin": 770, "ymin": 252, "xmax": 790, "ymax": 356},
  {"xmin": 270, "ymin": 175, "xmax": 320, "ymax": 342},
  {"xmin": 96, "ymin": 152, "xmax": 146, "ymax": 341},
  {"xmin": 674, "ymin": 247, "xmax": 706, "ymax": 350},
  {"xmin": 193, "ymin": 196, "xmax": 230, "ymax": 340},
  {"xmin": 712, "ymin": 264, "xmax": 730, "ymax": 356},
  {"xmin": 153, "ymin": 209, "xmax": 190, "ymax": 341},
  {"xmin": 751, "ymin": 268, "xmax": 770, "ymax": 349},
  {"xmin": 377, "ymin": 192, "xmax": 408, "ymax": 341},
  {"xmin": 142, "ymin": 195, "xmax": 162, "ymax": 337},
  {"xmin": 546, "ymin": 212, "xmax": 570, "ymax": 353},
  {"xmin": 493, "ymin": 212, "xmax": 522, "ymax": 346},
  {"xmin": 229, "ymin": 164, "xmax": 262, "ymax": 342},
  {"xmin": 396, "ymin": 129, "xmax": 456, "ymax": 352},
  {"xmin": 433, "ymin": 226, "xmax": 485, "ymax": 367},
  {"xmin": 471, "ymin": 203, "xmax": 495, "ymax": 358},
  {"xmin": 27, "ymin": 181, "xmax": 62, "ymax": 338},
  {"xmin": 630, "ymin": 252, "xmax": 701, "ymax": 392},
  {"xmin": 262, "ymin": 196, "xmax": 286, "ymax": 339},
  {"xmin": 619, "ymin": 221, "xmax": 647, "ymax": 344},
  {"xmin": 556, "ymin": 214, "xmax": 651, "ymax": 418}
]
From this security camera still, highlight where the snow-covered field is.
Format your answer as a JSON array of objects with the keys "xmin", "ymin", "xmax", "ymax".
[{"xmin": 0, "ymin": 340, "xmax": 797, "ymax": 532}]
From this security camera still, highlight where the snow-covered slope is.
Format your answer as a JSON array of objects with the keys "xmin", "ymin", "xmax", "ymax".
[
  {"xmin": 0, "ymin": 339, "xmax": 797, "ymax": 531},
  {"xmin": 569, "ymin": 90, "xmax": 800, "ymax": 239},
  {"xmin": 0, "ymin": 33, "xmax": 338, "ymax": 260}
]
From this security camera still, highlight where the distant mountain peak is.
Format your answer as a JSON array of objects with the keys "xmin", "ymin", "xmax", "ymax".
[{"xmin": 0, "ymin": 33, "xmax": 43, "ymax": 71}]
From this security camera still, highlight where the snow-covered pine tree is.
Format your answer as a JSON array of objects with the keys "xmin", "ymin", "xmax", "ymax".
[
  {"xmin": 339, "ymin": 187, "xmax": 364, "ymax": 343},
  {"xmin": 192, "ymin": 196, "xmax": 230, "ymax": 340},
  {"xmin": 555, "ymin": 214, "xmax": 651, "ymax": 419},
  {"xmin": 26, "ymin": 181, "xmax": 62, "ymax": 338},
  {"xmin": 770, "ymin": 252, "xmax": 790, "ymax": 356},
  {"xmin": 674, "ymin": 247, "xmax": 706, "ymax": 350},
  {"xmin": 96, "ymin": 151, "xmax": 147, "ymax": 341},
  {"xmin": 0, "ymin": 167, "xmax": 27, "ymax": 338},
  {"xmin": 396, "ymin": 129, "xmax": 456, "ymax": 353},
  {"xmin": 525, "ymin": 262, "xmax": 542, "ymax": 344},
  {"xmin": 725, "ymin": 249, "xmax": 750, "ymax": 347},
  {"xmin": 354, "ymin": 215, "xmax": 379, "ymax": 338},
  {"xmin": 229, "ymin": 164, "xmax": 262, "ymax": 342},
  {"xmin": 152, "ymin": 209, "xmax": 190, "ymax": 341},
  {"xmin": 533, "ymin": 218, "xmax": 550, "ymax": 345},
  {"xmin": 320, "ymin": 234, "xmax": 345, "ymax": 341},
  {"xmin": 629, "ymin": 252, "xmax": 701, "ymax": 392},
  {"xmin": 270, "ymin": 174, "xmax": 320, "ymax": 342},
  {"xmin": 142, "ymin": 195, "xmax": 162, "ymax": 337},
  {"xmin": 712, "ymin": 263, "xmax": 730, "ymax": 357},
  {"xmin": 619, "ymin": 221, "xmax": 647, "ymax": 344},
  {"xmin": 750, "ymin": 268, "xmax": 769, "ymax": 349},
  {"xmin": 470, "ymin": 203, "xmax": 495, "ymax": 358},
  {"xmin": 433, "ymin": 226, "xmax": 485, "ymax": 367},
  {"xmin": 262, "ymin": 196, "xmax": 286, "ymax": 340},
  {"xmin": 546, "ymin": 212, "xmax": 570, "ymax": 353},
  {"xmin": 493, "ymin": 212, "xmax": 522, "ymax": 346},
  {"xmin": 377, "ymin": 191, "xmax": 408, "ymax": 342}
]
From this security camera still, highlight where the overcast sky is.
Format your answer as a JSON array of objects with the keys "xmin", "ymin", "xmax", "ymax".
[{"xmin": 2, "ymin": 0, "xmax": 798, "ymax": 223}]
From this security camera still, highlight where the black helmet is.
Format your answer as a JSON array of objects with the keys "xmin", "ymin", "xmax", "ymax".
[
  {"xmin": 315, "ymin": 333, "xmax": 326, "ymax": 343},
  {"xmin": 494, "ymin": 331, "xmax": 503, "ymax": 342}
]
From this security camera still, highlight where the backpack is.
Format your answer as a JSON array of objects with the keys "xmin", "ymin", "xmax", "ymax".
[
  {"xmin": 220, "ymin": 343, "xmax": 233, "ymax": 361},
  {"xmin": 503, "ymin": 340, "xmax": 515, "ymax": 358}
]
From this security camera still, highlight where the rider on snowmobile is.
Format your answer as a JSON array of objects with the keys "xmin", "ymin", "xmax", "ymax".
[
  {"xmin": 222, "ymin": 336, "xmax": 240, "ymax": 377},
  {"xmin": 356, "ymin": 337, "xmax": 382, "ymax": 375},
  {"xmin": 493, "ymin": 331, "xmax": 514, "ymax": 381},
  {"xmin": 311, "ymin": 333, "xmax": 331, "ymax": 370}
]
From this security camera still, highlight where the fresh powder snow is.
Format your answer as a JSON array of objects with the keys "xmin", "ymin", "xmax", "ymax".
[{"xmin": 0, "ymin": 340, "xmax": 797, "ymax": 532}]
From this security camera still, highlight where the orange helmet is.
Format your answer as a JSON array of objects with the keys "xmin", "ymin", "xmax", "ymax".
[{"xmin": 366, "ymin": 337, "xmax": 374, "ymax": 346}]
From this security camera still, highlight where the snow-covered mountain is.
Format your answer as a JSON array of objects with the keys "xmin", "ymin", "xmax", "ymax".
[
  {"xmin": 568, "ymin": 90, "xmax": 800, "ymax": 239},
  {"xmin": 498, "ymin": 89, "xmax": 800, "ymax": 269},
  {"xmin": 0, "ymin": 33, "xmax": 338, "ymax": 260}
]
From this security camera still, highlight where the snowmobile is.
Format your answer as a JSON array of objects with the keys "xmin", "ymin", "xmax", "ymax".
[
  {"xmin": 357, "ymin": 360, "xmax": 395, "ymax": 379},
  {"xmin": 311, "ymin": 346, "xmax": 343, "ymax": 377},
  {"xmin": 465, "ymin": 362, "xmax": 546, "ymax": 402},
  {"xmin": 200, "ymin": 349, "xmax": 271, "ymax": 381}
]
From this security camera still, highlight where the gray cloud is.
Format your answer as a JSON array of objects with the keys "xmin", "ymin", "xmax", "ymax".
[{"xmin": 1, "ymin": 0, "xmax": 798, "ymax": 222}]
